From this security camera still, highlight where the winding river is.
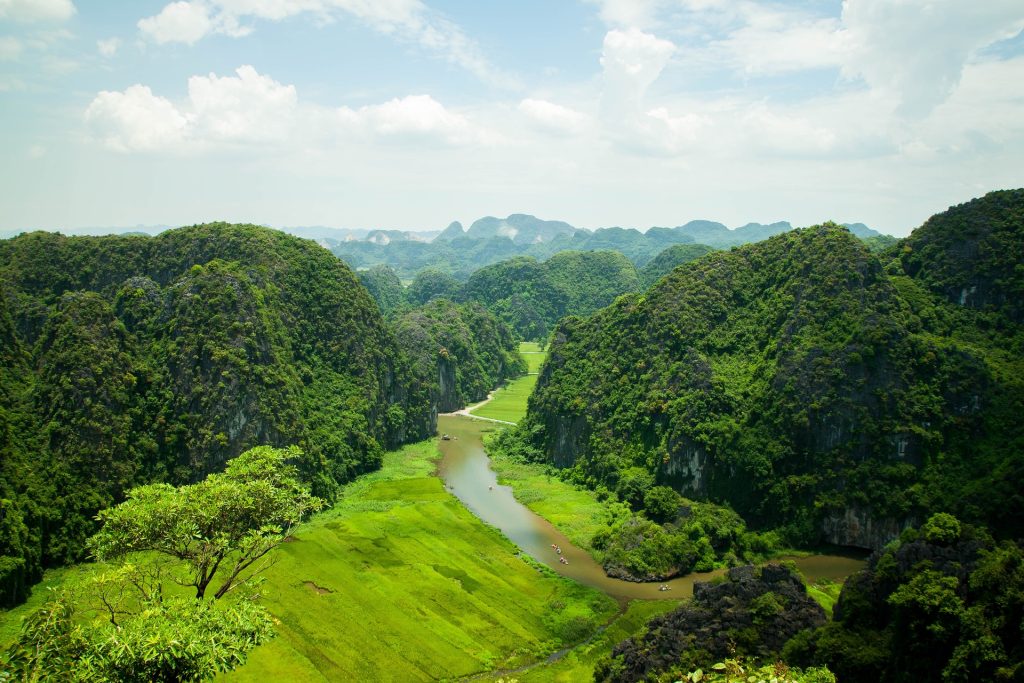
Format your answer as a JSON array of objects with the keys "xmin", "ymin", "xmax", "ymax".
[{"xmin": 436, "ymin": 414, "xmax": 865, "ymax": 601}]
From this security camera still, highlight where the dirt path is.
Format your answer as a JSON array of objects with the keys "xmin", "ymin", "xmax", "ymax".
[{"xmin": 440, "ymin": 391, "xmax": 517, "ymax": 425}]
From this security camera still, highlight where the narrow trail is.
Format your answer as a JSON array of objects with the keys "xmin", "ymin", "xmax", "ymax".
[{"xmin": 440, "ymin": 390, "xmax": 517, "ymax": 425}]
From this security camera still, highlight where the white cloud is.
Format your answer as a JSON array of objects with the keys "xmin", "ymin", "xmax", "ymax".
[
  {"xmin": 138, "ymin": 1, "xmax": 215, "ymax": 45},
  {"xmin": 742, "ymin": 106, "xmax": 837, "ymax": 156},
  {"xmin": 0, "ymin": 0, "xmax": 75, "ymax": 22},
  {"xmin": 585, "ymin": 0, "xmax": 664, "ymax": 29},
  {"xmin": 85, "ymin": 65, "xmax": 298, "ymax": 152},
  {"xmin": 644, "ymin": 107, "xmax": 706, "ymax": 152},
  {"xmin": 137, "ymin": 0, "xmax": 513, "ymax": 86},
  {"xmin": 188, "ymin": 65, "xmax": 297, "ymax": 143},
  {"xmin": 839, "ymin": 0, "xmax": 1024, "ymax": 118},
  {"xmin": 85, "ymin": 85, "xmax": 189, "ymax": 153},
  {"xmin": 338, "ymin": 94, "xmax": 490, "ymax": 146},
  {"xmin": 600, "ymin": 28, "xmax": 675, "ymax": 119},
  {"xmin": 97, "ymin": 37, "xmax": 120, "ymax": 57},
  {"xmin": 84, "ymin": 66, "xmax": 488, "ymax": 153},
  {"xmin": 518, "ymin": 98, "xmax": 587, "ymax": 134},
  {"xmin": 718, "ymin": 8, "xmax": 846, "ymax": 75},
  {"xmin": 0, "ymin": 36, "xmax": 21, "ymax": 60}
]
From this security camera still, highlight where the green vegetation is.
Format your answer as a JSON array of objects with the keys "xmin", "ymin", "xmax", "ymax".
[
  {"xmin": 488, "ymin": 431, "xmax": 782, "ymax": 582},
  {"xmin": 805, "ymin": 580, "xmax": 842, "ymax": 617},
  {"xmin": 357, "ymin": 264, "xmax": 405, "ymax": 316},
  {"xmin": 395, "ymin": 299, "xmax": 525, "ymax": 413},
  {"xmin": 488, "ymin": 434, "xmax": 619, "ymax": 553},
  {"xmin": 471, "ymin": 374, "xmax": 538, "ymax": 423},
  {"xmin": 508, "ymin": 600, "xmax": 680, "ymax": 682},
  {"xmin": 3, "ymin": 445, "xmax": 314, "ymax": 681},
  {"xmin": 595, "ymin": 564, "xmax": 829, "ymax": 682},
  {"xmin": 639, "ymin": 243, "xmax": 716, "ymax": 287},
  {"xmin": 220, "ymin": 439, "xmax": 617, "ymax": 681},
  {"xmin": 405, "ymin": 267, "xmax": 462, "ymax": 306},
  {"xmin": 1, "ymin": 439, "xmax": 618, "ymax": 681},
  {"xmin": 0, "ymin": 224, "xmax": 433, "ymax": 606},
  {"xmin": 678, "ymin": 658, "xmax": 836, "ymax": 683},
  {"xmin": 521, "ymin": 348, "xmax": 546, "ymax": 374},
  {"xmin": 508, "ymin": 192, "xmax": 1024, "ymax": 551},
  {"xmin": 90, "ymin": 446, "xmax": 323, "ymax": 600},
  {"xmin": 463, "ymin": 251, "xmax": 642, "ymax": 340},
  {"xmin": 785, "ymin": 513, "xmax": 1024, "ymax": 682}
]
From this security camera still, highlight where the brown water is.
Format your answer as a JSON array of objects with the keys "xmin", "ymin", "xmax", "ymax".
[{"xmin": 436, "ymin": 415, "xmax": 865, "ymax": 601}]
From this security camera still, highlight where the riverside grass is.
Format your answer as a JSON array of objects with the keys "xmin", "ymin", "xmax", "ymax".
[
  {"xmin": 492, "ymin": 600, "xmax": 680, "ymax": 683},
  {"xmin": 0, "ymin": 439, "xmax": 616, "ymax": 681},
  {"xmin": 470, "ymin": 342, "xmax": 546, "ymax": 423},
  {"xmin": 223, "ymin": 439, "xmax": 616, "ymax": 682}
]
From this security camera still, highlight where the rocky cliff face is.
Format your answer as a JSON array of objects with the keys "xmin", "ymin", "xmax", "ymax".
[
  {"xmin": 393, "ymin": 299, "xmax": 525, "ymax": 417},
  {"xmin": 597, "ymin": 564, "xmax": 827, "ymax": 683}
]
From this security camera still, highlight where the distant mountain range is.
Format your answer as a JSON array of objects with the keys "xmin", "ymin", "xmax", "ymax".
[{"xmin": 1, "ymin": 214, "xmax": 883, "ymax": 247}]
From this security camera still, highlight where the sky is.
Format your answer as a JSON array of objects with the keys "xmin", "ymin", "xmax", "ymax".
[{"xmin": 1, "ymin": 1, "xmax": 1023, "ymax": 236}]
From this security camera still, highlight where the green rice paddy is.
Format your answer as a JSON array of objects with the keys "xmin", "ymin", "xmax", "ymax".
[
  {"xmin": 222, "ymin": 440, "xmax": 616, "ymax": 681},
  {"xmin": 470, "ymin": 343, "xmax": 547, "ymax": 424}
]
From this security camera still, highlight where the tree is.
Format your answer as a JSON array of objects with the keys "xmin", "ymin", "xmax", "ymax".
[
  {"xmin": 3, "ymin": 445, "xmax": 319, "ymax": 681},
  {"xmin": 90, "ymin": 445, "xmax": 323, "ymax": 600},
  {"xmin": 643, "ymin": 485, "xmax": 681, "ymax": 523},
  {"xmin": 4, "ymin": 585, "xmax": 274, "ymax": 682}
]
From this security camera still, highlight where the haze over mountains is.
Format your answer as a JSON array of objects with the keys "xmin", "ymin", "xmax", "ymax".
[{"xmin": 0, "ymin": 213, "xmax": 882, "ymax": 247}]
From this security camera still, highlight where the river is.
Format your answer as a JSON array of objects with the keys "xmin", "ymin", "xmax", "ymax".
[{"xmin": 436, "ymin": 414, "xmax": 865, "ymax": 601}]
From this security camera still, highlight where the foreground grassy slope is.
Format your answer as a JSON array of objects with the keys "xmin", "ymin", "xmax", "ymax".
[{"xmin": 224, "ymin": 440, "xmax": 616, "ymax": 682}]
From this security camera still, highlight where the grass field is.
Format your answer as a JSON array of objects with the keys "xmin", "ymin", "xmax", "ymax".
[
  {"xmin": 470, "ymin": 343, "xmax": 547, "ymax": 423},
  {"xmin": 0, "ymin": 441, "xmax": 617, "ymax": 681},
  {"xmin": 807, "ymin": 580, "xmax": 843, "ymax": 617},
  {"xmin": 470, "ymin": 374, "xmax": 538, "ymax": 423},
  {"xmin": 220, "ymin": 439, "xmax": 616, "ymax": 682},
  {"xmin": 501, "ymin": 599, "xmax": 680, "ymax": 682},
  {"xmin": 520, "ymin": 341, "xmax": 546, "ymax": 374}
]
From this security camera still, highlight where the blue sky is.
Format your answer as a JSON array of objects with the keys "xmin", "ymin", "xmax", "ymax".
[{"xmin": 1, "ymin": 0, "xmax": 1023, "ymax": 236}]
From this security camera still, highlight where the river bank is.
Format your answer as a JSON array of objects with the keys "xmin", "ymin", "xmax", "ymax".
[{"xmin": 436, "ymin": 415, "xmax": 866, "ymax": 602}]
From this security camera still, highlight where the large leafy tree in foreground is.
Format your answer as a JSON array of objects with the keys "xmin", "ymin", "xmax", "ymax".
[
  {"xmin": 90, "ymin": 445, "xmax": 323, "ymax": 600},
  {"xmin": 4, "ymin": 446, "xmax": 322, "ymax": 681}
]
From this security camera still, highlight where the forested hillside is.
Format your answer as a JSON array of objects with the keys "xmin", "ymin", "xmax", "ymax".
[
  {"xmin": 508, "ymin": 191, "xmax": 1024, "ymax": 554},
  {"xmin": 463, "ymin": 250, "xmax": 642, "ymax": 340},
  {"xmin": 393, "ymin": 299, "xmax": 525, "ymax": 413},
  {"xmin": 0, "ymin": 224, "xmax": 435, "ymax": 606},
  {"xmin": 639, "ymin": 243, "xmax": 716, "ymax": 287}
]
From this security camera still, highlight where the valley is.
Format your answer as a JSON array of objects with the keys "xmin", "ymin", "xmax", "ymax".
[{"xmin": 2, "ymin": 191, "xmax": 1022, "ymax": 682}]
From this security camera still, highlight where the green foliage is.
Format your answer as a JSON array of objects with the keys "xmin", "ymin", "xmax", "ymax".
[
  {"xmin": 90, "ymin": 446, "xmax": 323, "ymax": 600},
  {"xmin": 4, "ymin": 591, "xmax": 273, "ymax": 682},
  {"xmin": 639, "ymin": 243, "xmax": 716, "ymax": 287},
  {"xmin": 0, "ymin": 224, "xmax": 433, "ymax": 606},
  {"xmin": 920, "ymin": 512, "xmax": 962, "ymax": 545},
  {"xmin": 394, "ymin": 299, "xmax": 525, "ymax": 412},
  {"xmin": 463, "ymin": 251, "xmax": 642, "ymax": 340},
  {"xmin": 789, "ymin": 515, "xmax": 1024, "ymax": 682},
  {"xmin": 680, "ymin": 658, "xmax": 835, "ymax": 683},
  {"xmin": 1, "ymin": 450, "xmax": 311, "ymax": 681},
  {"xmin": 356, "ymin": 264, "xmax": 405, "ymax": 316},
  {"xmin": 514, "ymin": 199, "xmax": 1024, "ymax": 546},
  {"xmin": 643, "ymin": 486, "xmax": 681, "ymax": 524},
  {"xmin": 405, "ymin": 267, "xmax": 462, "ymax": 306}
]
